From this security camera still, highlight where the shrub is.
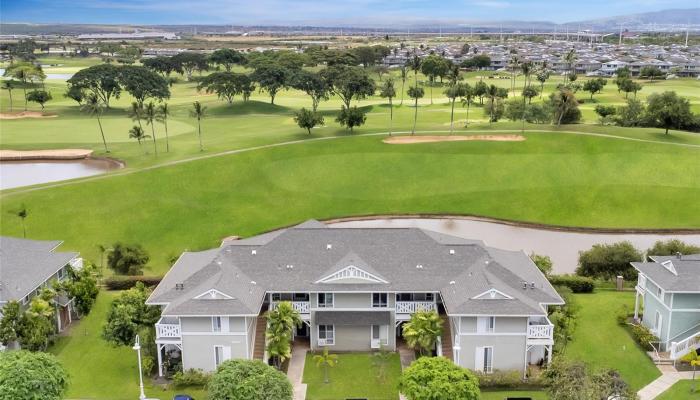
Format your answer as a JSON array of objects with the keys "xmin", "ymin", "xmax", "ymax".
[
  {"xmin": 548, "ymin": 275, "xmax": 595, "ymax": 293},
  {"xmin": 208, "ymin": 359, "xmax": 292, "ymax": 400},
  {"xmin": 107, "ymin": 242, "xmax": 150, "ymax": 275},
  {"xmin": 576, "ymin": 242, "xmax": 642, "ymax": 281},
  {"xmin": 615, "ymin": 304, "xmax": 633, "ymax": 326},
  {"xmin": 0, "ymin": 350, "xmax": 68, "ymax": 400},
  {"xmin": 399, "ymin": 356, "xmax": 480, "ymax": 400},
  {"xmin": 173, "ymin": 368, "xmax": 211, "ymax": 388},
  {"xmin": 104, "ymin": 275, "xmax": 162, "ymax": 290},
  {"xmin": 629, "ymin": 323, "xmax": 657, "ymax": 351},
  {"xmin": 647, "ymin": 239, "xmax": 700, "ymax": 256},
  {"xmin": 476, "ymin": 369, "xmax": 535, "ymax": 389}
]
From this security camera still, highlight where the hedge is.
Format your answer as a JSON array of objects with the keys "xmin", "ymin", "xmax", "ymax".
[
  {"xmin": 548, "ymin": 275, "xmax": 596, "ymax": 293},
  {"xmin": 104, "ymin": 275, "xmax": 162, "ymax": 290}
]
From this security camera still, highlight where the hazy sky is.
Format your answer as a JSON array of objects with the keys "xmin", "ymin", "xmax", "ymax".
[{"xmin": 0, "ymin": 0, "xmax": 692, "ymax": 25}]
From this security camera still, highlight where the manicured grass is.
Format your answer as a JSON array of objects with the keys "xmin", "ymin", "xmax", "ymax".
[
  {"xmin": 302, "ymin": 352, "xmax": 402, "ymax": 400},
  {"xmin": 657, "ymin": 380, "xmax": 700, "ymax": 400},
  {"xmin": 565, "ymin": 291, "xmax": 661, "ymax": 391},
  {"xmin": 50, "ymin": 291, "xmax": 206, "ymax": 400},
  {"xmin": 1, "ymin": 130, "xmax": 699, "ymax": 275},
  {"xmin": 480, "ymin": 390, "xmax": 549, "ymax": 400}
]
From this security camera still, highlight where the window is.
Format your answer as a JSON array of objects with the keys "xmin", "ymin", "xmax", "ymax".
[
  {"xmin": 372, "ymin": 293, "xmax": 388, "ymax": 308},
  {"xmin": 477, "ymin": 316, "xmax": 495, "ymax": 333},
  {"xmin": 271, "ymin": 293, "xmax": 281, "ymax": 302},
  {"xmin": 396, "ymin": 293, "xmax": 413, "ymax": 302},
  {"xmin": 372, "ymin": 325, "xmax": 389, "ymax": 345},
  {"xmin": 654, "ymin": 311, "xmax": 662, "ymax": 334},
  {"xmin": 293, "ymin": 293, "xmax": 309, "ymax": 302},
  {"xmin": 318, "ymin": 324, "xmax": 335, "ymax": 345},
  {"xmin": 57, "ymin": 268, "xmax": 65, "ymax": 280},
  {"xmin": 657, "ymin": 287, "xmax": 663, "ymax": 299},
  {"xmin": 483, "ymin": 347, "xmax": 493, "ymax": 374},
  {"xmin": 318, "ymin": 293, "xmax": 334, "ymax": 308},
  {"xmin": 214, "ymin": 346, "xmax": 224, "ymax": 367},
  {"xmin": 425, "ymin": 293, "xmax": 434, "ymax": 302},
  {"xmin": 212, "ymin": 317, "xmax": 222, "ymax": 332}
]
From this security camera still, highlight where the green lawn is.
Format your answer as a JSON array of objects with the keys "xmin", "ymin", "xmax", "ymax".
[
  {"xmin": 565, "ymin": 291, "xmax": 661, "ymax": 391},
  {"xmin": 302, "ymin": 353, "xmax": 402, "ymax": 400},
  {"xmin": 480, "ymin": 390, "xmax": 548, "ymax": 400},
  {"xmin": 657, "ymin": 380, "xmax": 700, "ymax": 400},
  {"xmin": 50, "ymin": 292, "xmax": 206, "ymax": 400}
]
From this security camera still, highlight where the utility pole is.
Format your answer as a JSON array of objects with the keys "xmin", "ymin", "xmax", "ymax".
[{"xmin": 619, "ymin": 26, "xmax": 623, "ymax": 46}]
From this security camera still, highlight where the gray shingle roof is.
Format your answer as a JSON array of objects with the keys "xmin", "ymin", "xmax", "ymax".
[
  {"xmin": 147, "ymin": 221, "xmax": 563, "ymax": 316},
  {"xmin": 632, "ymin": 254, "xmax": 700, "ymax": 292},
  {"xmin": 0, "ymin": 236, "xmax": 78, "ymax": 302}
]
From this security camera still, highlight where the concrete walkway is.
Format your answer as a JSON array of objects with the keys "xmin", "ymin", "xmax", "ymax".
[
  {"xmin": 288, "ymin": 341, "xmax": 309, "ymax": 400},
  {"xmin": 637, "ymin": 365, "xmax": 696, "ymax": 400}
]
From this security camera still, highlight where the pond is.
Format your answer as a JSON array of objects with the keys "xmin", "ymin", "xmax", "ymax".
[
  {"xmin": 328, "ymin": 218, "xmax": 700, "ymax": 274},
  {"xmin": 0, "ymin": 159, "xmax": 120, "ymax": 190}
]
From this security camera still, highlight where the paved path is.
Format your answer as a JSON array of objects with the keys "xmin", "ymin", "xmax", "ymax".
[
  {"xmin": 637, "ymin": 365, "xmax": 696, "ymax": 400},
  {"xmin": 288, "ymin": 341, "xmax": 309, "ymax": 400},
  {"xmin": 397, "ymin": 341, "xmax": 415, "ymax": 400}
]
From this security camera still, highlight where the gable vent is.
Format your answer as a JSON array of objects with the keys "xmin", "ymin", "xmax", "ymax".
[{"xmin": 175, "ymin": 283, "xmax": 184, "ymax": 290}]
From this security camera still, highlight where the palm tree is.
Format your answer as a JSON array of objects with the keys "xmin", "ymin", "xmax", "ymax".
[
  {"xmin": 127, "ymin": 102, "xmax": 144, "ymax": 131},
  {"xmin": 687, "ymin": 346, "xmax": 699, "ymax": 392},
  {"xmin": 408, "ymin": 54, "xmax": 421, "ymax": 88},
  {"xmin": 156, "ymin": 103, "xmax": 171, "ymax": 152},
  {"xmin": 265, "ymin": 301, "xmax": 302, "ymax": 369},
  {"xmin": 379, "ymin": 79, "xmax": 396, "ymax": 136},
  {"xmin": 485, "ymin": 84, "xmax": 500, "ymax": 124},
  {"xmin": 564, "ymin": 49, "xmax": 577, "ymax": 81},
  {"xmin": 399, "ymin": 65, "xmax": 407, "ymax": 106},
  {"xmin": 11, "ymin": 204, "xmax": 28, "ymax": 238},
  {"xmin": 143, "ymin": 101, "xmax": 158, "ymax": 157},
  {"xmin": 520, "ymin": 62, "xmax": 533, "ymax": 134},
  {"xmin": 190, "ymin": 101, "xmax": 207, "ymax": 151},
  {"xmin": 128, "ymin": 125, "xmax": 150, "ymax": 152},
  {"xmin": 402, "ymin": 310, "xmax": 443, "ymax": 357},
  {"xmin": 313, "ymin": 348, "xmax": 338, "ymax": 384},
  {"xmin": 81, "ymin": 94, "xmax": 109, "ymax": 152},
  {"xmin": 551, "ymin": 88, "xmax": 578, "ymax": 126},
  {"xmin": 445, "ymin": 82, "xmax": 466, "ymax": 134},
  {"xmin": 460, "ymin": 84, "xmax": 474, "ymax": 128},
  {"xmin": 407, "ymin": 86, "xmax": 424, "ymax": 135},
  {"xmin": 508, "ymin": 55, "xmax": 520, "ymax": 95},
  {"xmin": 2, "ymin": 80, "xmax": 15, "ymax": 112}
]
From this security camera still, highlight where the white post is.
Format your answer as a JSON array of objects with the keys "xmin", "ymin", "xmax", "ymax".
[
  {"xmin": 633, "ymin": 291, "xmax": 640, "ymax": 321},
  {"xmin": 157, "ymin": 344, "xmax": 163, "ymax": 377},
  {"xmin": 547, "ymin": 345, "xmax": 552, "ymax": 365},
  {"xmin": 133, "ymin": 335, "xmax": 146, "ymax": 400}
]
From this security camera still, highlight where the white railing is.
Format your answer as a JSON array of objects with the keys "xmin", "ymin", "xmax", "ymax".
[
  {"xmin": 527, "ymin": 324, "xmax": 554, "ymax": 340},
  {"xmin": 270, "ymin": 301, "xmax": 310, "ymax": 314},
  {"xmin": 318, "ymin": 338, "xmax": 334, "ymax": 346},
  {"xmin": 156, "ymin": 320, "xmax": 181, "ymax": 338},
  {"xmin": 670, "ymin": 333, "xmax": 700, "ymax": 360},
  {"xmin": 395, "ymin": 301, "xmax": 437, "ymax": 314}
]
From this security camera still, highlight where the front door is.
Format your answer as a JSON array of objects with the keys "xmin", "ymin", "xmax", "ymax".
[{"xmin": 296, "ymin": 323, "xmax": 309, "ymax": 337}]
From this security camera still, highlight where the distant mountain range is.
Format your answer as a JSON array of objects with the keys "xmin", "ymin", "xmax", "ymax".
[{"xmin": 1, "ymin": 8, "xmax": 698, "ymax": 35}]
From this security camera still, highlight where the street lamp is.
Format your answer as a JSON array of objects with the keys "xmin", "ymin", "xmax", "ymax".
[{"xmin": 133, "ymin": 335, "xmax": 146, "ymax": 400}]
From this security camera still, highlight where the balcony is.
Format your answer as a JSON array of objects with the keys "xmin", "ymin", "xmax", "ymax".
[
  {"xmin": 270, "ymin": 301, "xmax": 310, "ymax": 315},
  {"xmin": 527, "ymin": 317, "xmax": 554, "ymax": 344},
  {"xmin": 155, "ymin": 317, "xmax": 181, "ymax": 341},
  {"xmin": 395, "ymin": 301, "xmax": 437, "ymax": 318}
]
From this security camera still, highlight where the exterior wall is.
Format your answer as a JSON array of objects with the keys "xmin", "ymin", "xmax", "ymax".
[
  {"xmin": 673, "ymin": 293, "xmax": 700, "ymax": 309},
  {"xmin": 641, "ymin": 290, "xmax": 671, "ymax": 343},
  {"xmin": 180, "ymin": 316, "xmax": 251, "ymax": 372},
  {"xmin": 668, "ymin": 310, "xmax": 700, "ymax": 342},
  {"xmin": 457, "ymin": 335, "xmax": 527, "ymax": 371}
]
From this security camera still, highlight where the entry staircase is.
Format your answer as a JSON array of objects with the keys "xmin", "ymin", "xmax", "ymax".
[
  {"xmin": 440, "ymin": 314, "xmax": 454, "ymax": 361},
  {"xmin": 253, "ymin": 314, "xmax": 267, "ymax": 361}
]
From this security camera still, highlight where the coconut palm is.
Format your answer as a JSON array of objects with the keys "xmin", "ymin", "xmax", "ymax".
[
  {"xmin": 551, "ymin": 88, "xmax": 578, "ymax": 126},
  {"xmin": 445, "ymin": 82, "xmax": 466, "ymax": 134},
  {"xmin": 379, "ymin": 78, "xmax": 396, "ymax": 136},
  {"xmin": 508, "ymin": 55, "xmax": 520, "ymax": 95},
  {"xmin": 399, "ymin": 65, "xmax": 407, "ymax": 105},
  {"xmin": 564, "ymin": 49, "xmax": 577, "ymax": 81},
  {"xmin": 81, "ymin": 93, "xmax": 109, "ymax": 152},
  {"xmin": 520, "ymin": 62, "xmax": 533, "ymax": 133},
  {"xmin": 402, "ymin": 310, "xmax": 443, "ymax": 357},
  {"xmin": 2, "ymin": 80, "xmax": 15, "ymax": 112},
  {"xmin": 407, "ymin": 54, "xmax": 421, "ymax": 87},
  {"xmin": 10, "ymin": 204, "xmax": 28, "ymax": 238},
  {"xmin": 156, "ymin": 103, "xmax": 171, "ymax": 152},
  {"xmin": 460, "ymin": 84, "xmax": 475, "ymax": 128},
  {"xmin": 143, "ymin": 101, "xmax": 158, "ymax": 156},
  {"xmin": 407, "ymin": 86, "xmax": 424, "ymax": 135},
  {"xmin": 127, "ymin": 101, "xmax": 144, "ymax": 131},
  {"xmin": 313, "ymin": 348, "xmax": 339, "ymax": 384},
  {"xmin": 265, "ymin": 301, "xmax": 301, "ymax": 369},
  {"xmin": 189, "ymin": 101, "xmax": 207, "ymax": 151},
  {"xmin": 128, "ymin": 125, "xmax": 150, "ymax": 152}
]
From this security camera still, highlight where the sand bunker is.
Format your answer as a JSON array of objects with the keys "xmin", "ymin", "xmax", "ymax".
[
  {"xmin": 0, "ymin": 149, "xmax": 93, "ymax": 161},
  {"xmin": 383, "ymin": 135, "xmax": 526, "ymax": 144},
  {"xmin": 0, "ymin": 111, "xmax": 58, "ymax": 120}
]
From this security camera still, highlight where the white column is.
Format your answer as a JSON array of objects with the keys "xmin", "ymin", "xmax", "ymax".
[
  {"xmin": 157, "ymin": 344, "xmax": 164, "ymax": 377},
  {"xmin": 547, "ymin": 345, "xmax": 552, "ymax": 365},
  {"xmin": 633, "ymin": 291, "xmax": 640, "ymax": 321}
]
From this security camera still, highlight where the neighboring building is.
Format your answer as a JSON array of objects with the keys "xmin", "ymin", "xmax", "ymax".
[
  {"xmin": 632, "ymin": 254, "xmax": 700, "ymax": 361},
  {"xmin": 76, "ymin": 32, "xmax": 180, "ymax": 41},
  {"xmin": 0, "ymin": 237, "xmax": 83, "ymax": 337},
  {"xmin": 147, "ymin": 220, "xmax": 563, "ymax": 377}
]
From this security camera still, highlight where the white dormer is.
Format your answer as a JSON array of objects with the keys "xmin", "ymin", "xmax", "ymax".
[
  {"xmin": 471, "ymin": 288, "xmax": 513, "ymax": 300},
  {"xmin": 315, "ymin": 265, "xmax": 388, "ymax": 284},
  {"xmin": 194, "ymin": 289, "xmax": 234, "ymax": 300},
  {"xmin": 661, "ymin": 260, "xmax": 678, "ymax": 276}
]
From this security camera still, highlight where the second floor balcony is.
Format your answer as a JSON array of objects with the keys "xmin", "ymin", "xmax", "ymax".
[
  {"xmin": 527, "ymin": 316, "xmax": 554, "ymax": 343},
  {"xmin": 270, "ymin": 301, "xmax": 310, "ymax": 315},
  {"xmin": 155, "ymin": 317, "xmax": 181, "ymax": 341},
  {"xmin": 395, "ymin": 301, "xmax": 437, "ymax": 317}
]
